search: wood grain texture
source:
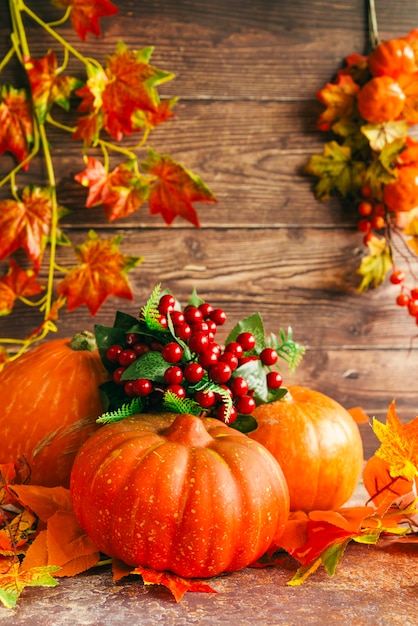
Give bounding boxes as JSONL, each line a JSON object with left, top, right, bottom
{"left": 1, "top": 0, "right": 418, "bottom": 458}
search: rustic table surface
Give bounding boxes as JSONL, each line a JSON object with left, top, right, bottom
{"left": 1, "top": 1, "right": 417, "bottom": 623}
{"left": 1, "top": 484, "right": 417, "bottom": 626}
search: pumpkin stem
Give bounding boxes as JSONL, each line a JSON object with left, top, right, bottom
{"left": 163, "top": 414, "right": 213, "bottom": 448}
{"left": 69, "top": 331, "right": 97, "bottom": 352}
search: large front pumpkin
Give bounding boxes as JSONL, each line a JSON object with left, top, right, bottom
{"left": 70, "top": 412, "right": 289, "bottom": 579}
{"left": 0, "top": 332, "right": 107, "bottom": 488}
{"left": 249, "top": 386, "right": 363, "bottom": 512}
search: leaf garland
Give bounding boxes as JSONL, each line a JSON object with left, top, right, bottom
{"left": 0, "top": 1, "right": 215, "bottom": 362}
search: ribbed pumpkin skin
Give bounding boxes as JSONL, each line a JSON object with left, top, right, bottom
{"left": 70, "top": 412, "right": 290, "bottom": 579}
{"left": 0, "top": 336, "right": 107, "bottom": 488}
{"left": 249, "top": 386, "right": 364, "bottom": 512}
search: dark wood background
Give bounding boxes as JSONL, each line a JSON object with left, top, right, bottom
{"left": 1, "top": 0, "right": 418, "bottom": 457}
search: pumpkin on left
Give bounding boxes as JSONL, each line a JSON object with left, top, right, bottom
{"left": 0, "top": 331, "right": 108, "bottom": 487}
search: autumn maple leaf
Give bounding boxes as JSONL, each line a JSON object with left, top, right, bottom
{"left": 316, "top": 74, "right": 360, "bottom": 132}
{"left": 0, "top": 557, "right": 58, "bottom": 608}
{"left": 51, "top": 0, "right": 119, "bottom": 41}
{"left": 74, "top": 43, "right": 174, "bottom": 143}
{"left": 0, "top": 85, "right": 33, "bottom": 169}
{"left": 305, "top": 140, "right": 365, "bottom": 201}
{"left": 404, "top": 214, "right": 418, "bottom": 254}
{"left": 0, "top": 259, "right": 43, "bottom": 316}
{"left": 24, "top": 51, "right": 82, "bottom": 124}
{"left": 142, "top": 147, "right": 217, "bottom": 226}
{"left": 356, "top": 235, "right": 393, "bottom": 292}
{"left": 372, "top": 400, "right": 418, "bottom": 482}
{"left": 0, "top": 186, "right": 56, "bottom": 268}
{"left": 57, "top": 230, "right": 142, "bottom": 314}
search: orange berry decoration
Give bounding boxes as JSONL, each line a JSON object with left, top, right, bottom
{"left": 368, "top": 38, "right": 417, "bottom": 78}
{"left": 357, "top": 76, "right": 406, "bottom": 124}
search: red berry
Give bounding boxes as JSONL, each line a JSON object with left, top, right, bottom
{"left": 184, "top": 305, "right": 203, "bottom": 324}
{"left": 184, "top": 362, "right": 204, "bottom": 384}
{"left": 235, "top": 395, "right": 256, "bottom": 414}
{"left": 396, "top": 293, "right": 410, "bottom": 307}
{"left": 158, "top": 294, "right": 176, "bottom": 316}
{"left": 150, "top": 340, "right": 163, "bottom": 352}
{"left": 199, "top": 302, "right": 214, "bottom": 318}
{"left": 260, "top": 347, "right": 278, "bottom": 366}
{"left": 266, "top": 371, "right": 283, "bottom": 389}
{"left": 188, "top": 331, "right": 210, "bottom": 353}
{"left": 371, "top": 215, "right": 385, "bottom": 230}
{"left": 219, "top": 351, "right": 238, "bottom": 371}
{"left": 106, "top": 344, "right": 123, "bottom": 363}
{"left": 390, "top": 269, "right": 405, "bottom": 284}
{"left": 162, "top": 342, "right": 183, "bottom": 363}
{"left": 411, "top": 287, "right": 418, "bottom": 299}
{"left": 236, "top": 332, "right": 256, "bottom": 351}
{"left": 175, "top": 323, "right": 192, "bottom": 342}
{"left": 224, "top": 341, "right": 244, "bottom": 358}
{"left": 238, "top": 356, "right": 259, "bottom": 366}
{"left": 133, "top": 343, "right": 150, "bottom": 357}
{"left": 169, "top": 311, "right": 185, "bottom": 325}
{"left": 209, "top": 308, "right": 227, "bottom": 326}
{"left": 358, "top": 201, "right": 373, "bottom": 216}
{"left": 164, "top": 365, "right": 184, "bottom": 385}
{"left": 191, "top": 321, "right": 210, "bottom": 334}
{"left": 132, "top": 378, "right": 153, "bottom": 396}
{"left": 158, "top": 314, "right": 168, "bottom": 328}
{"left": 198, "top": 348, "right": 219, "bottom": 369}
{"left": 195, "top": 389, "right": 216, "bottom": 408}
{"left": 126, "top": 333, "right": 140, "bottom": 346}
{"left": 113, "top": 367, "right": 125, "bottom": 384}
{"left": 166, "top": 384, "right": 186, "bottom": 398}
{"left": 408, "top": 299, "right": 418, "bottom": 316}
{"left": 230, "top": 376, "right": 249, "bottom": 397}
{"left": 118, "top": 349, "right": 137, "bottom": 367}
{"left": 209, "top": 362, "right": 232, "bottom": 384}
{"left": 358, "top": 219, "right": 371, "bottom": 232}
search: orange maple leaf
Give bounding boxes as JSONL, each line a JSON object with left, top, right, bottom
{"left": 57, "top": 229, "right": 142, "bottom": 314}
{"left": 363, "top": 454, "right": 415, "bottom": 515}
{"left": 0, "top": 259, "right": 44, "bottom": 316}
{"left": 0, "top": 85, "right": 33, "bottom": 169}
{"left": 142, "top": 147, "right": 217, "bottom": 226}
{"left": 316, "top": 74, "right": 360, "bottom": 131}
{"left": 24, "top": 51, "right": 81, "bottom": 124}
{"left": 51, "top": 0, "right": 119, "bottom": 41}
{"left": 0, "top": 186, "right": 55, "bottom": 268}
{"left": 112, "top": 560, "right": 217, "bottom": 603}
{"left": 372, "top": 400, "right": 418, "bottom": 481}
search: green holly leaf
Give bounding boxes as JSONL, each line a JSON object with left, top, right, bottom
{"left": 121, "top": 350, "right": 168, "bottom": 382}
{"left": 234, "top": 358, "right": 269, "bottom": 404}
{"left": 306, "top": 140, "right": 365, "bottom": 200}
{"left": 226, "top": 312, "right": 267, "bottom": 353}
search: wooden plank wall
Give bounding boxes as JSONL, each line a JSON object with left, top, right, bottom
{"left": 1, "top": 0, "right": 418, "bottom": 457}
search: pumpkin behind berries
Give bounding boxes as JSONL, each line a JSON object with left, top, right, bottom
{"left": 249, "top": 385, "right": 363, "bottom": 512}
{"left": 0, "top": 332, "right": 107, "bottom": 488}
{"left": 70, "top": 412, "right": 290, "bottom": 578}
{"left": 357, "top": 75, "right": 405, "bottom": 124}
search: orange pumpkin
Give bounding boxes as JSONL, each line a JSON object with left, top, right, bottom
{"left": 357, "top": 75, "right": 405, "bottom": 124}
{"left": 369, "top": 38, "right": 416, "bottom": 78}
{"left": 384, "top": 164, "right": 418, "bottom": 212}
{"left": 0, "top": 331, "right": 107, "bottom": 488}
{"left": 70, "top": 412, "right": 290, "bottom": 578}
{"left": 249, "top": 386, "right": 364, "bottom": 512}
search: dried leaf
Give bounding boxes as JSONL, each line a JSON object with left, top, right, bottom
{"left": 0, "top": 557, "right": 58, "bottom": 609}
{"left": 112, "top": 560, "right": 217, "bottom": 602}
{"left": 348, "top": 406, "right": 370, "bottom": 424}
{"left": 357, "top": 235, "right": 393, "bottom": 292}
{"left": 316, "top": 74, "right": 360, "bottom": 131}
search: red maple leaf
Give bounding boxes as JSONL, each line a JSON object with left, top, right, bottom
{"left": 51, "top": 0, "right": 119, "bottom": 41}
{"left": 24, "top": 51, "right": 81, "bottom": 124}
{"left": 57, "top": 230, "right": 142, "bottom": 314}
{"left": 74, "top": 43, "right": 174, "bottom": 143}
{"left": 0, "top": 186, "right": 54, "bottom": 268}
{"left": 74, "top": 157, "right": 151, "bottom": 220}
{"left": 142, "top": 147, "right": 217, "bottom": 226}
{"left": 0, "top": 85, "right": 33, "bottom": 169}
{"left": 0, "top": 259, "right": 44, "bottom": 316}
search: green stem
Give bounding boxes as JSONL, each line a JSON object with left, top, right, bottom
{"left": 367, "top": 0, "right": 380, "bottom": 52}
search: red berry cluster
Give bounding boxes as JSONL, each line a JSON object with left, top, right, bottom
{"left": 389, "top": 270, "right": 418, "bottom": 325}
{"left": 103, "top": 293, "right": 284, "bottom": 424}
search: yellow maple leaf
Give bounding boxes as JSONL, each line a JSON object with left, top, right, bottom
{"left": 357, "top": 235, "right": 392, "bottom": 292}
{"left": 0, "top": 557, "right": 58, "bottom": 608}
{"left": 372, "top": 400, "right": 418, "bottom": 482}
